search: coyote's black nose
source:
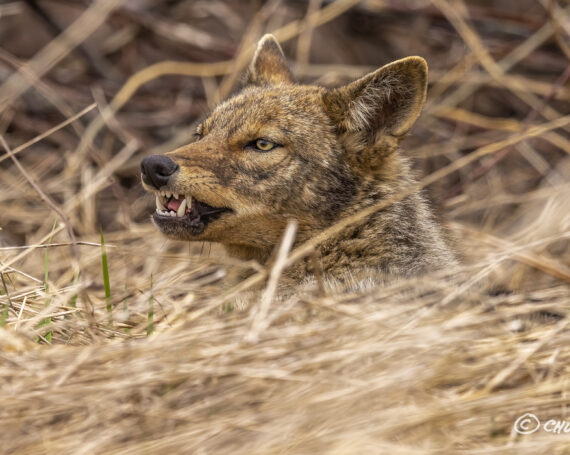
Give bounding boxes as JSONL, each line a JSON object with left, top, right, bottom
{"left": 140, "top": 155, "right": 179, "bottom": 189}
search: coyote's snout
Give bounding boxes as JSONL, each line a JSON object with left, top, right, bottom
{"left": 141, "top": 154, "right": 232, "bottom": 236}
{"left": 141, "top": 34, "right": 455, "bottom": 280}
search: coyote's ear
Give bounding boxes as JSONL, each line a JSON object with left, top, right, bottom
{"left": 245, "top": 34, "right": 294, "bottom": 86}
{"left": 323, "top": 57, "right": 428, "bottom": 139}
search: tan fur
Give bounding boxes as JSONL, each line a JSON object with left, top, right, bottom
{"left": 142, "top": 34, "right": 456, "bottom": 281}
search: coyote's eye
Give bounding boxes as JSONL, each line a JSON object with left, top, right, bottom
{"left": 248, "top": 138, "right": 278, "bottom": 152}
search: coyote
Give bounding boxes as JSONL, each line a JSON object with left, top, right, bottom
{"left": 141, "top": 35, "right": 455, "bottom": 281}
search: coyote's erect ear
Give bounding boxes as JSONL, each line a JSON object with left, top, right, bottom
{"left": 323, "top": 57, "right": 428, "bottom": 139}
{"left": 245, "top": 34, "right": 294, "bottom": 86}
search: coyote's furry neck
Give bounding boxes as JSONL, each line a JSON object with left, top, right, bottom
{"left": 141, "top": 34, "right": 455, "bottom": 280}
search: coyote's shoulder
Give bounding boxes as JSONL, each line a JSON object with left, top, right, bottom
{"left": 141, "top": 34, "right": 456, "bottom": 281}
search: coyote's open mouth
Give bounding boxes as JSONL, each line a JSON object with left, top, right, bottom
{"left": 151, "top": 190, "right": 231, "bottom": 234}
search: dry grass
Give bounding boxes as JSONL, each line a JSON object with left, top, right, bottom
{"left": 1, "top": 0, "right": 570, "bottom": 453}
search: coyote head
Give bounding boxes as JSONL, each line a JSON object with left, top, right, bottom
{"left": 141, "top": 34, "right": 428, "bottom": 264}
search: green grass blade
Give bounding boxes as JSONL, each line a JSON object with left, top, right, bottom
{"left": 38, "top": 219, "right": 58, "bottom": 343}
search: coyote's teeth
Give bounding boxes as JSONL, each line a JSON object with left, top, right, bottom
{"left": 169, "top": 210, "right": 176, "bottom": 217}
{"left": 174, "top": 193, "right": 179, "bottom": 200}
{"left": 177, "top": 198, "right": 187, "bottom": 217}
{"left": 156, "top": 195, "right": 166, "bottom": 211}
{"left": 186, "top": 195, "right": 192, "bottom": 211}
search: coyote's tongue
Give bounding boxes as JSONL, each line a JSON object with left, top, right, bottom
{"left": 166, "top": 196, "right": 183, "bottom": 212}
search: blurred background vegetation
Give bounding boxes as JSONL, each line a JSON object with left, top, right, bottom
{"left": 1, "top": 0, "right": 568, "bottom": 239}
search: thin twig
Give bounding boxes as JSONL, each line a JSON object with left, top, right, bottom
{"left": 0, "top": 135, "right": 80, "bottom": 263}
{"left": 1, "top": 272, "right": 14, "bottom": 311}
{"left": 0, "top": 242, "right": 109, "bottom": 251}
{"left": 0, "top": 0, "right": 124, "bottom": 110}
{"left": 246, "top": 221, "right": 298, "bottom": 344}
{"left": 0, "top": 103, "right": 96, "bottom": 164}
{"left": 445, "top": 63, "right": 570, "bottom": 198}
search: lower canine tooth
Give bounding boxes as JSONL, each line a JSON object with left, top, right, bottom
{"left": 177, "top": 198, "right": 187, "bottom": 217}
{"left": 156, "top": 195, "right": 166, "bottom": 211}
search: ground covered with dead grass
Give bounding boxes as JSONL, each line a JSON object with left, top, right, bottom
{"left": 1, "top": 0, "right": 569, "bottom": 453}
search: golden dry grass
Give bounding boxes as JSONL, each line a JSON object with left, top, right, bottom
{"left": 1, "top": 0, "right": 570, "bottom": 453}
